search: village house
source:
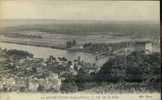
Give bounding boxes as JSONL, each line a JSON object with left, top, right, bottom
{"left": 0, "top": 76, "right": 16, "bottom": 91}
{"left": 44, "top": 73, "right": 62, "bottom": 92}
{"left": 114, "top": 40, "right": 153, "bottom": 55}
{"left": 28, "top": 79, "right": 39, "bottom": 92}
{"left": 144, "top": 42, "right": 153, "bottom": 54}
{"left": 128, "top": 41, "right": 153, "bottom": 54}
{"left": 15, "top": 77, "right": 28, "bottom": 92}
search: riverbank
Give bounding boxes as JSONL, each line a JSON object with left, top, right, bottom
{"left": 0, "top": 39, "right": 99, "bottom": 56}
{"left": 0, "top": 36, "right": 160, "bottom": 56}
{"left": 0, "top": 39, "right": 109, "bottom": 60}
{"left": 0, "top": 42, "right": 108, "bottom": 65}
{"left": 0, "top": 40, "right": 66, "bottom": 50}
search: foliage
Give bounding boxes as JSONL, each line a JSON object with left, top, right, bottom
{"left": 61, "top": 80, "right": 78, "bottom": 92}
{"left": 6, "top": 49, "right": 33, "bottom": 59}
{"left": 96, "top": 51, "right": 160, "bottom": 83}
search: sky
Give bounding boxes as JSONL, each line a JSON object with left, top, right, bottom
{"left": 0, "top": 0, "right": 160, "bottom": 21}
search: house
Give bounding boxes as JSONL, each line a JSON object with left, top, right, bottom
{"left": 122, "top": 40, "right": 153, "bottom": 55}
{"left": 42, "top": 73, "right": 62, "bottom": 92}
{"left": 0, "top": 77, "right": 16, "bottom": 91}
{"left": 132, "top": 41, "right": 152, "bottom": 54}
{"left": 28, "top": 79, "right": 39, "bottom": 92}
{"left": 145, "top": 42, "right": 153, "bottom": 54}
{"left": 15, "top": 77, "right": 28, "bottom": 92}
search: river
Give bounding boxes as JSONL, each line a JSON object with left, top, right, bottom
{"left": 0, "top": 42, "right": 108, "bottom": 66}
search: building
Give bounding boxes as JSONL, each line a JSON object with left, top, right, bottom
{"left": 145, "top": 42, "right": 153, "bottom": 54}
{"left": 132, "top": 41, "right": 152, "bottom": 54}
{"left": 122, "top": 40, "right": 153, "bottom": 55}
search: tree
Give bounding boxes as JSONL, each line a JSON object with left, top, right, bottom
{"left": 95, "top": 61, "right": 113, "bottom": 82}
{"left": 96, "top": 51, "right": 160, "bottom": 83}
{"left": 61, "top": 79, "right": 78, "bottom": 92}
{"left": 72, "top": 40, "right": 77, "bottom": 46}
{"left": 6, "top": 49, "right": 33, "bottom": 59}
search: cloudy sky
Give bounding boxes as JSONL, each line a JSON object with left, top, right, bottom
{"left": 0, "top": 0, "right": 160, "bottom": 21}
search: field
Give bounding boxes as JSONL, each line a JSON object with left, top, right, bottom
{"left": 0, "top": 20, "right": 160, "bottom": 49}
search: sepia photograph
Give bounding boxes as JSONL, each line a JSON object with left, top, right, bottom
{"left": 0, "top": 0, "right": 160, "bottom": 100}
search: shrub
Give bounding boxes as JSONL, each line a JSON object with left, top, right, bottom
{"left": 6, "top": 49, "right": 33, "bottom": 59}
{"left": 61, "top": 80, "right": 78, "bottom": 92}
{"left": 96, "top": 51, "right": 160, "bottom": 83}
